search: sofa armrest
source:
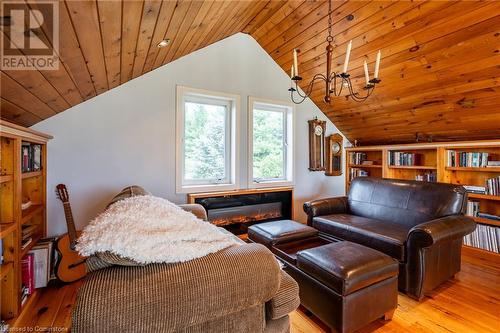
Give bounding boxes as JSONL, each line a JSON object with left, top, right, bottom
{"left": 266, "top": 270, "right": 300, "bottom": 320}
{"left": 179, "top": 203, "right": 208, "bottom": 221}
{"left": 408, "top": 215, "right": 476, "bottom": 248}
{"left": 303, "top": 197, "right": 348, "bottom": 226}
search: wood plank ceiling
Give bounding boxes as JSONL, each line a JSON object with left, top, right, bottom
{"left": 1, "top": 0, "right": 499, "bottom": 145}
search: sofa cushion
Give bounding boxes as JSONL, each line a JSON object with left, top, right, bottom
{"left": 296, "top": 241, "right": 398, "bottom": 295}
{"left": 313, "top": 214, "right": 410, "bottom": 261}
{"left": 348, "top": 177, "right": 467, "bottom": 228}
{"left": 248, "top": 220, "right": 318, "bottom": 247}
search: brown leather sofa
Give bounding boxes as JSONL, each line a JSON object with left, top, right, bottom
{"left": 72, "top": 186, "right": 300, "bottom": 333}
{"left": 303, "top": 177, "right": 476, "bottom": 299}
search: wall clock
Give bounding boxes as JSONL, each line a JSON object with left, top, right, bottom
{"left": 308, "top": 118, "right": 326, "bottom": 171}
{"left": 325, "top": 134, "right": 343, "bottom": 176}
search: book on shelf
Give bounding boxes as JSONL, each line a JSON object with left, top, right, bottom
{"left": 0, "top": 238, "right": 3, "bottom": 265}
{"left": 349, "top": 152, "right": 367, "bottom": 165}
{"left": 349, "top": 168, "right": 369, "bottom": 181}
{"left": 466, "top": 201, "right": 480, "bottom": 217}
{"left": 21, "top": 197, "right": 32, "bottom": 210}
{"left": 21, "top": 254, "right": 35, "bottom": 295}
{"left": 21, "top": 142, "right": 42, "bottom": 173}
{"left": 33, "top": 237, "right": 58, "bottom": 283}
{"left": 21, "top": 237, "right": 33, "bottom": 250}
{"left": 415, "top": 172, "right": 436, "bottom": 182}
{"left": 22, "top": 224, "right": 38, "bottom": 239}
{"left": 388, "top": 151, "right": 422, "bottom": 166}
{"left": 29, "top": 246, "right": 50, "bottom": 289}
{"left": 463, "top": 224, "right": 499, "bottom": 254}
{"left": 485, "top": 176, "right": 500, "bottom": 196}
{"left": 487, "top": 161, "right": 500, "bottom": 167}
{"left": 446, "top": 150, "right": 494, "bottom": 167}
{"left": 1, "top": 320, "right": 9, "bottom": 333}
{"left": 477, "top": 213, "right": 500, "bottom": 221}
{"left": 463, "top": 185, "right": 486, "bottom": 194}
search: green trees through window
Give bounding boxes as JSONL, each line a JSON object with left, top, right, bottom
{"left": 252, "top": 108, "right": 285, "bottom": 181}
{"left": 184, "top": 102, "right": 227, "bottom": 182}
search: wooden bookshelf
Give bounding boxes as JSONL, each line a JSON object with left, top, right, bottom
{"left": 349, "top": 164, "right": 382, "bottom": 169}
{"left": 0, "top": 120, "right": 52, "bottom": 324}
{"left": 346, "top": 149, "right": 383, "bottom": 193}
{"left": 388, "top": 165, "right": 437, "bottom": 170}
{"left": 467, "top": 193, "right": 500, "bottom": 201}
{"left": 471, "top": 216, "right": 500, "bottom": 228}
{"left": 345, "top": 139, "right": 500, "bottom": 257}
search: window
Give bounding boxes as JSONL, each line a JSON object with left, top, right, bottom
{"left": 248, "top": 97, "right": 294, "bottom": 187}
{"left": 176, "top": 86, "right": 239, "bottom": 193}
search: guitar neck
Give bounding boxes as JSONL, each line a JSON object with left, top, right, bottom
{"left": 63, "top": 202, "right": 78, "bottom": 245}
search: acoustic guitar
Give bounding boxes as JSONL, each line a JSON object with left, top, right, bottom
{"left": 55, "top": 184, "right": 86, "bottom": 282}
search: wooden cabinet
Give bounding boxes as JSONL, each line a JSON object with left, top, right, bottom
{"left": 346, "top": 139, "right": 500, "bottom": 257}
{"left": 0, "top": 120, "right": 52, "bottom": 324}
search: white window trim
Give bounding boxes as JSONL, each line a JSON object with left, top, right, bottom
{"left": 247, "top": 96, "right": 294, "bottom": 189}
{"left": 176, "top": 86, "right": 240, "bottom": 194}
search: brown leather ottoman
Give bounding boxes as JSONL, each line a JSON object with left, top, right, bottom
{"left": 248, "top": 220, "right": 398, "bottom": 333}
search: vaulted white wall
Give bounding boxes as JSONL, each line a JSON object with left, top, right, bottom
{"left": 33, "top": 33, "right": 348, "bottom": 236}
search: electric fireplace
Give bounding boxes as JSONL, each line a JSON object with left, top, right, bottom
{"left": 187, "top": 188, "right": 293, "bottom": 235}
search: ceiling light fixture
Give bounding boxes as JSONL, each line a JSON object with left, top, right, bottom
{"left": 289, "top": 0, "right": 381, "bottom": 105}
{"left": 157, "top": 39, "right": 170, "bottom": 48}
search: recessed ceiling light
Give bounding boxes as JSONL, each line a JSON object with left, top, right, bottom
{"left": 157, "top": 39, "right": 170, "bottom": 48}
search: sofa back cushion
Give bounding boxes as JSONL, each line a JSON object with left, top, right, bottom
{"left": 348, "top": 177, "right": 467, "bottom": 227}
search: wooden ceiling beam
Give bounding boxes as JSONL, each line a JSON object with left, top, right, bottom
{"left": 142, "top": 0, "right": 178, "bottom": 73}
{"left": 243, "top": 1, "right": 288, "bottom": 35}
{"left": 97, "top": 0, "right": 123, "bottom": 89}
{"left": 249, "top": 0, "right": 306, "bottom": 42}
{"left": 1, "top": 74, "right": 57, "bottom": 119}
{"left": 152, "top": 0, "right": 192, "bottom": 69}
{"left": 131, "top": 0, "right": 163, "bottom": 79}
{"left": 181, "top": 1, "right": 232, "bottom": 57}
{"left": 0, "top": 98, "right": 43, "bottom": 127}
{"left": 27, "top": 0, "right": 96, "bottom": 100}
{"left": 65, "top": 0, "right": 109, "bottom": 94}
{"left": 120, "top": 0, "right": 144, "bottom": 84}
{"left": 170, "top": 1, "right": 215, "bottom": 62}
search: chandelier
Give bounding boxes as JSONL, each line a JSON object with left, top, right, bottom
{"left": 289, "top": 0, "right": 381, "bottom": 105}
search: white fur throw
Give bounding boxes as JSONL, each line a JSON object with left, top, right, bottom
{"left": 76, "top": 195, "right": 239, "bottom": 264}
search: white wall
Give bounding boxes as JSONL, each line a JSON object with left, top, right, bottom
{"left": 33, "top": 33, "right": 348, "bottom": 236}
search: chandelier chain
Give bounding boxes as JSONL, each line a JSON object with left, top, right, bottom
{"left": 327, "top": 0, "right": 333, "bottom": 42}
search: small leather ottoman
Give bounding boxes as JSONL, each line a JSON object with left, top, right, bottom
{"left": 248, "top": 220, "right": 398, "bottom": 333}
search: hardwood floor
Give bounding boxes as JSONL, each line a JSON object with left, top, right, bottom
{"left": 14, "top": 251, "right": 499, "bottom": 333}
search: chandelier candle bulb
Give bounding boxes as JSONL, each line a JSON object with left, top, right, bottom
{"left": 290, "top": 65, "right": 294, "bottom": 79}
{"left": 363, "top": 60, "right": 370, "bottom": 85}
{"left": 374, "top": 50, "right": 381, "bottom": 78}
{"left": 293, "top": 49, "right": 299, "bottom": 76}
{"left": 342, "top": 40, "right": 352, "bottom": 73}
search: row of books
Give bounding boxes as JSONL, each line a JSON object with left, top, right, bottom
{"left": 463, "top": 224, "right": 499, "bottom": 254}
{"left": 415, "top": 172, "right": 437, "bottom": 182}
{"left": 485, "top": 176, "right": 500, "bottom": 196}
{"left": 21, "top": 142, "right": 42, "bottom": 173}
{"left": 349, "top": 168, "right": 368, "bottom": 181}
{"left": 0, "top": 320, "right": 8, "bottom": 332}
{"left": 388, "top": 151, "right": 422, "bottom": 166}
{"left": 21, "top": 238, "right": 58, "bottom": 303}
{"left": 349, "top": 152, "right": 367, "bottom": 165}
{"left": 466, "top": 200, "right": 480, "bottom": 217}
{"left": 463, "top": 177, "right": 500, "bottom": 196}
{"left": 446, "top": 150, "right": 499, "bottom": 168}
{"left": 21, "top": 223, "right": 39, "bottom": 252}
